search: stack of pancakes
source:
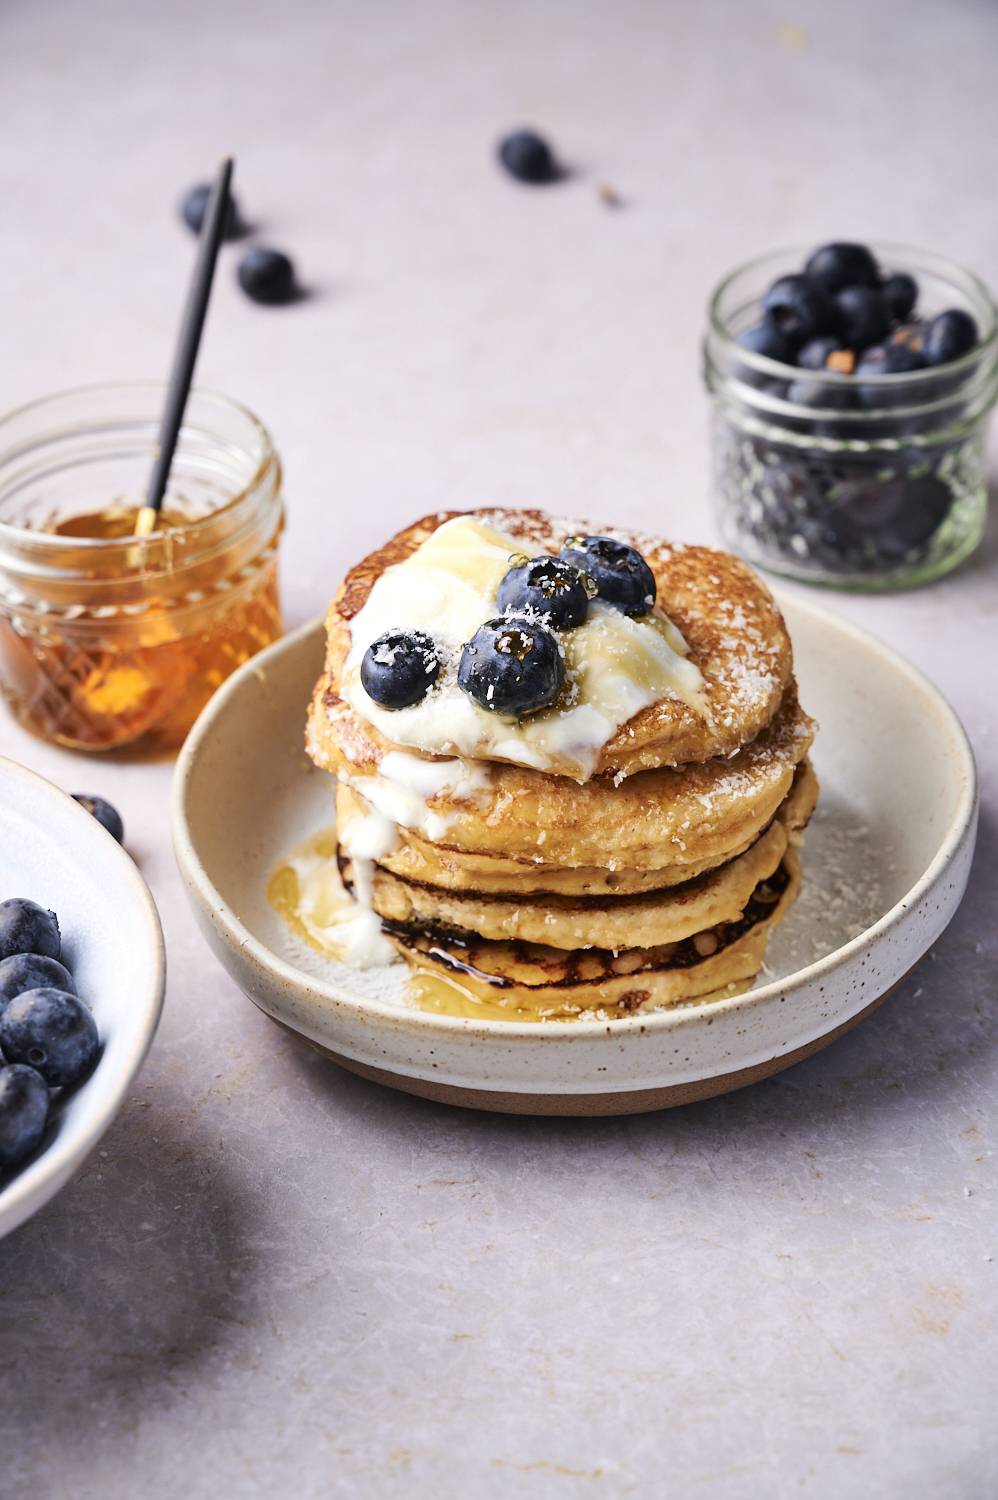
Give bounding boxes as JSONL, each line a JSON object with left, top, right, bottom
{"left": 307, "top": 509, "right": 817, "bottom": 1020}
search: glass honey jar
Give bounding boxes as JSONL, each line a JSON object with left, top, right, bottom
{"left": 0, "top": 383, "right": 284, "bottom": 753}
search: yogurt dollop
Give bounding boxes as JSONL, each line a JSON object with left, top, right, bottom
{"left": 345, "top": 516, "right": 708, "bottom": 782}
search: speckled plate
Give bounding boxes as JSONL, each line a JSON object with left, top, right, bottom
{"left": 172, "top": 597, "right": 977, "bottom": 1116}
{"left": 0, "top": 759, "right": 165, "bottom": 1235}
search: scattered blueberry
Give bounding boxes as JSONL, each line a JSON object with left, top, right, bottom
{"left": 361, "top": 630, "right": 441, "bottom": 710}
{"left": 881, "top": 272, "right": 918, "bottom": 322}
{"left": 497, "top": 556, "right": 592, "bottom": 629}
{"left": 763, "top": 275, "right": 836, "bottom": 346}
{"left": 797, "top": 336, "right": 848, "bottom": 371}
{"left": 72, "top": 794, "right": 124, "bottom": 845}
{"left": 0, "top": 899, "right": 60, "bottom": 964}
{"left": 922, "top": 309, "right": 978, "bottom": 367}
{"left": 497, "top": 129, "right": 559, "bottom": 184}
{"left": 804, "top": 242, "right": 880, "bottom": 293}
{"left": 237, "top": 247, "right": 296, "bottom": 305}
{"left": 737, "top": 323, "right": 796, "bottom": 365}
{"left": 0, "top": 988, "right": 99, "bottom": 1088}
{"left": 558, "top": 535, "right": 656, "bottom": 617}
{"left": 180, "top": 182, "right": 240, "bottom": 239}
{"left": 458, "top": 619, "right": 564, "bottom": 717}
{"left": 833, "top": 285, "right": 891, "bottom": 349}
{"left": 0, "top": 954, "right": 76, "bottom": 1011}
{"left": 0, "top": 1064, "right": 49, "bottom": 1168}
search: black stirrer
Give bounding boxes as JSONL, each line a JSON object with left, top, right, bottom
{"left": 135, "top": 155, "right": 234, "bottom": 537}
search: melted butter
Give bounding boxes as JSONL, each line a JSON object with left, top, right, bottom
{"left": 345, "top": 515, "right": 708, "bottom": 782}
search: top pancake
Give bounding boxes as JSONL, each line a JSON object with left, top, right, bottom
{"left": 317, "top": 508, "right": 793, "bottom": 780}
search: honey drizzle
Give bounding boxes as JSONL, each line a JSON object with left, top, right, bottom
{"left": 268, "top": 828, "right": 760, "bottom": 1023}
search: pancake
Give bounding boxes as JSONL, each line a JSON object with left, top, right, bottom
{"left": 286, "top": 507, "right": 818, "bottom": 1025}
{"left": 385, "top": 852, "right": 801, "bottom": 1020}
{"left": 312, "top": 507, "right": 793, "bottom": 782}
{"left": 344, "top": 757, "right": 818, "bottom": 899}
{"left": 346, "top": 816, "right": 789, "bottom": 950}
{"left": 327, "top": 682, "right": 814, "bottom": 871}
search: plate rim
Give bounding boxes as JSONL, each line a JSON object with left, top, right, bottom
{"left": 172, "top": 594, "right": 977, "bottom": 1043}
{"left": 0, "top": 756, "right": 167, "bottom": 1236}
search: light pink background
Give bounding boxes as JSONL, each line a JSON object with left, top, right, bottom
{"left": 1, "top": 1, "right": 995, "bottom": 1495}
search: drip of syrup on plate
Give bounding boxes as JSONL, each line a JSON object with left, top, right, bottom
{"left": 269, "top": 829, "right": 550, "bottom": 1017}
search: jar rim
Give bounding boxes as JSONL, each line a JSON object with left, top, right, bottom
{"left": 707, "top": 240, "right": 998, "bottom": 389}
{"left": 0, "top": 380, "right": 278, "bottom": 552}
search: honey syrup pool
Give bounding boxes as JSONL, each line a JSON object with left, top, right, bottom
{"left": 268, "top": 828, "right": 663, "bottom": 1023}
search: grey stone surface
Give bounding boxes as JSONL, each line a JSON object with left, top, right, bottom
{"left": 0, "top": 0, "right": 995, "bottom": 1494}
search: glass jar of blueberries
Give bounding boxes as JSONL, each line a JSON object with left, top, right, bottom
{"left": 703, "top": 242, "right": 998, "bottom": 588}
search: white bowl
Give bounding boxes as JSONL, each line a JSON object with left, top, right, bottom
{"left": 0, "top": 759, "right": 165, "bottom": 1235}
{"left": 172, "top": 596, "right": 977, "bottom": 1116}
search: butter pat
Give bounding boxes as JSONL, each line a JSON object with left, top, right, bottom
{"left": 345, "top": 516, "right": 708, "bottom": 781}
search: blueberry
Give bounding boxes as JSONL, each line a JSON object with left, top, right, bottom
{"left": 881, "top": 272, "right": 918, "bottom": 322}
{"left": 180, "top": 182, "right": 240, "bottom": 239}
{"left": 891, "top": 322, "right": 925, "bottom": 354}
{"left": 0, "top": 988, "right": 99, "bottom": 1088}
{"left": 237, "top": 248, "right": 296, "bottom": 305}
{"left": 0, "top": 1065, "right": 49, "bottom": 1168}
{"left": 497, "top": 129, "right": 558, "bottom": 184}
{"left": 804, "top": 242, "right": 880, "bottom": 293}
{"left": 458, "top": 619, "right": 564, "bottom": 717}
{"left": 856, "top": 342, "right": 927, "bottom": 375}
{"left": 557, "top": 535, "right": 656, "bottom": 617}
{"left": 797, "top": 336, "right": 848, "bottom": 371}
{"left": 854, "top": 342, "right": 927, "bottom": 407}
{"left": 72, "top": 794, "right": 124, "bottom": 844}
{"left": 786, "top": 378, "right": 855, "bottom": 411}
{"left": 829, "top": 476, "right": 952, "bottom": 556}
{"left": 0, "top": 954, "right": 76, "bottom": 1012}
{"left": 763, "top": 275, "right": 836, "bottom": 346}
{"left": 0, "top": 899, "right": 60, "bottom": 963}
{"left": 757, "top": 378, "right": 792, "bottom": 401}
{"left": 737, "top": 323, "right": 796, "bottom": 365}
{"left": 497, "top": 555, "right": 592, "bottom": 629}
{"left": 361, "top": 630, "right": 441, "bottom": 710}
{"left": 834, "top": 285, "right": 891, "bottom": 349}
{"left": 922, "top": 309, "right": 978, "bottom": 366}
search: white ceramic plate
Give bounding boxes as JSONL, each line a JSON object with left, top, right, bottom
{"left": 0, "top": 759, "right": 165, "bottom": 1235}
{"left": 172, "top": 596, "right": 977, "bottom": 1116}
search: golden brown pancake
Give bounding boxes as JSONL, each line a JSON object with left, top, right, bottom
{"left": 326, "top": 683, "right": 813, "bottom": 870}
{"left": 347, "top": 816, "right": 788, "bottom": 950}
{"left": 311, "top": 507, "right": 794, "bottom": 781}
{"left": 355, "top": 757, "right": 817, "bottom": 898}
{"left": 384, "top": 853, "right": 801, "bottom": 1020}
{"left": 295, "top": 507, "right": 817, "bottom": 1024}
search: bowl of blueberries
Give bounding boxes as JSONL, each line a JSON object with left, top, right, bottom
{"left": 703, "top": 242, "right": 998, "bottom": 588}
{"left": 0, "top": 759, "right": 164, "bottom": 1238}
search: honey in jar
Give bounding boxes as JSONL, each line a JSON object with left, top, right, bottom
{"left": 0, "top": 385, "right": 284, "bottom": 753}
